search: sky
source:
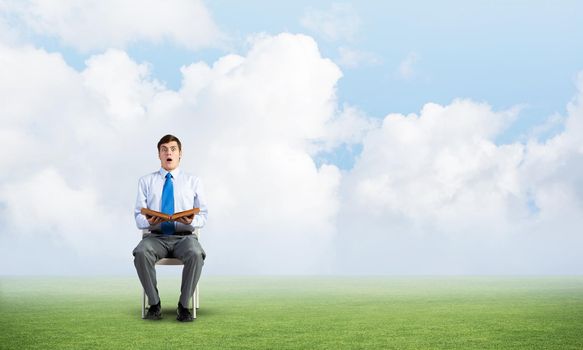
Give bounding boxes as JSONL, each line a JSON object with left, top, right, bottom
{"left": 0, "top": 0, "right": 582, "bottom": 275}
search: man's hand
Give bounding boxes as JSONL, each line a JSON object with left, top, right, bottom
{"left": 176, "top": 214, "right": 194, "bottom": 225}
{"left": 146, "top": 215, "right": 164, "bottom": 225}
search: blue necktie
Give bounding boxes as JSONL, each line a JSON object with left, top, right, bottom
{"left": 161, "top": 172, "right": 175, "bottom": 235}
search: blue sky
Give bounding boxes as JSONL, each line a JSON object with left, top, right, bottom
{"left": 1, "top": 1, "right": 583, "bottom": 275}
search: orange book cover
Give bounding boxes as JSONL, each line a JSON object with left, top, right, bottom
{"left": 140, "top": 208, "right": 200, "bottom": 222}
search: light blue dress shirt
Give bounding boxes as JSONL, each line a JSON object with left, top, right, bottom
{"left": 134, "top": 167, "right": 208, "bottom": 232}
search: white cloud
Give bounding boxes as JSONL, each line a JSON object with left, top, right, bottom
{"left": 82, "top": 49, "right": 165, "bottom": 125}
{"left": 335, "top": 85, "right": 583, "bottom": 274}
{"left": 0, "top": 33, "right": 344, "bottom": 275}
{"left": 519, "top": 72, "right": 583, "bottom": 221}
{"left": 344, "top": 100, "right": 523, "bottom": 234}
{"left": 0, "top": 168, "right": 117, "bottom": 252}
{"left": 398, "top": 52, "right": 419, "bottom": 80}
{"left": 1, "top": 0, "right": 223, "bottom": 51}
{"left": 300, "top": 3, "right": 360, "bottom": 42}
{"left": 313, "top": 105, "right": 379, "bottom": 153}
{"left": 0, "top": 43, "right": 99, "bottom": 177}
{"left": 1, "top": 20, "right": 583, "bottom": 275}
{"left": 176, "top": 33, "right": 344, "bottom": 273}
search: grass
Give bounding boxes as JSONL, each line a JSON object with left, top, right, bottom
{"left": 1, "top": 276, "right": 583, "bottom": 349}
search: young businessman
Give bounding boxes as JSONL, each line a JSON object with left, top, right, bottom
{"left": 133, "top": 134, "right": 208, "bottom": 322}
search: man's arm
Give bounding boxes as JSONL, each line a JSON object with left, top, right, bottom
{"left": 191, "top": 178, "right": 208, "bottom": 228}
{"left": 134, "top": 177, "right": 153, "bottom": 230}
{"left": 173, "top": 176, "right": 208, "bottom": 228}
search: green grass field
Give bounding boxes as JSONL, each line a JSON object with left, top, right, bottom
{"left": 1, "top": 276, "right": 583, "bottom": 349}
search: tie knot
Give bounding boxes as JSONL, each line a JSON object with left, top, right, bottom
{"left": 166, "top": 173, "right": 172, "bottom": 179}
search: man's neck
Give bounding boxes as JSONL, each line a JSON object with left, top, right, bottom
{"left": 161, "top": 167, "right": 180, "bottom": 175}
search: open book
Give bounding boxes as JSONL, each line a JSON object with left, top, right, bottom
{"left": 140, "top": 208, "right": 200, "bottom": 222}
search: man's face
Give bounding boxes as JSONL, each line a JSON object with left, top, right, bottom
{"left": 159, "top": 141, "right": 182, "bottom": 171}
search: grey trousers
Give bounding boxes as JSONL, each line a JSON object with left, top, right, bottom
{"left": 133, "top": 234, "right": 205, "bottom": 308}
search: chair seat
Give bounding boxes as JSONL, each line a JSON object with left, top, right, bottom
{"left": 156, "top": 258, "right": 183, "bottom": 265}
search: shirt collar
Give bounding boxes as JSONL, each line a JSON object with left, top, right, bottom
{"left": 159, "top": 167, "right": 180, "bottom": 178}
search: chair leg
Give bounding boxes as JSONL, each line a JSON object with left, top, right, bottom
{"left": 141, "top": 289, "right": 146, "bottom": 319}
{"left": 192, "top": 285, "right": 197, "bottom": 319}
{"left": 195, "top": 284, "right": 200, "bottom": 309}
{"left": 139, "top": 265, "right": 200, "bottom": 319}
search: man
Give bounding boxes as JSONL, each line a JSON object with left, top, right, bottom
{"left": 133, "top": 134, "right": 207, "bottom": 322}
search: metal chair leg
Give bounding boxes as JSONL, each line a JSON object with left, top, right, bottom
{"left": 196, "top": 284, "right": 200, "bottom": 309}
{"left": 141, "top": 290, "right": 147, "bottom": 319}
{"left": 192, "top": 285, "right": 197, "bottom": 318}
{"left": 140, "top": 261, "right": 201, "bottom": 319}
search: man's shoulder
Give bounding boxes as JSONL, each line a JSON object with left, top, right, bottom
{"left": 175, "top": 170, "right": 203, "bottom": 188}
{"left": 178, "top": 170, "right": 201, "bottom": 182}
{"left": 138, "top": 170, "right": 162, "bottom": 183}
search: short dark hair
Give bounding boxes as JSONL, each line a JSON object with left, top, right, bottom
{"left": 157, "top": 134, "right": 182, "bottom": 151}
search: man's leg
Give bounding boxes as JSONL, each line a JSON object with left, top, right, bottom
{"left": 172, "top": 235, "right": 205, "bottom": 308}
{"left": 133, "top": 235, "right": 170, "bottom": 305}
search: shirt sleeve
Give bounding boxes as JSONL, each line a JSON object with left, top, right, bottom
{"left": 134, "top": 177, "right": 151, "bottom": 230}
{"left": 192, "top": 178, "right": 208, "bottom": 229}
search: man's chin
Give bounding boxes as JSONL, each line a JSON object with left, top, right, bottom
{"left": 162, "top": 163, "right": 178, "bottom": 171}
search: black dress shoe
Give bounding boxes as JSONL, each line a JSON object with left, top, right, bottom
{"left": 146, "top": 301, "right": 162, "bottom": 320}
{"left": 176, "top": 302, "right": 194, "bottom": 322}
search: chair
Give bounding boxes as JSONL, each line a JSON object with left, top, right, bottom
{"left": 140, "top": 228, "right": 201, "bottom": 319}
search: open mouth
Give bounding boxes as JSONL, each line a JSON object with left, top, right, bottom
{"left": 166, "top": 158, "right": 173, "bottom": 162}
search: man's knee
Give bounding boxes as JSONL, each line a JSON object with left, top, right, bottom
{"left": 182, "top": 244, "right": 205, "bottom": 263}
{"left": 133, "top": 241, "right": 157, "bottom": 261}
